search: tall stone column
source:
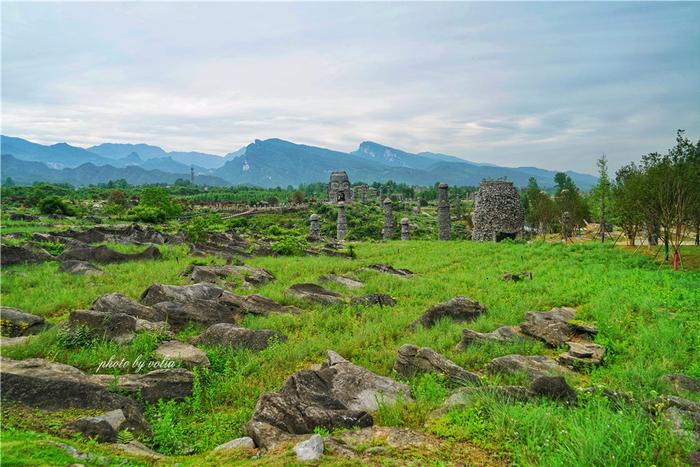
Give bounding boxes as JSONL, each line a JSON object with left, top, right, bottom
{"left": 437, "top": 182, "right": 451, "bottom": 240}
{"left": 336, "top": 202, "right": 347, "bottom": 241}
{"left": 561, "top": 211, "right": 572, "bottom": 242}
{"left": 382, "top": 198, "right": 393, "bottom": 240}
{"left": 400, "top": 218, "right": 410, "bottom": 240}
{"left": 308, "top": 214, "right": 320, "bottom": 242}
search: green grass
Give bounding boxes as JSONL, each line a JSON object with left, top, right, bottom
{"left": 1, "top": 240, "right": 699, "bottom": 465}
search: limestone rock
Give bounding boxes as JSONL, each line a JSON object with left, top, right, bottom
{"left": 294, "top": 434, "right": 324, "bottom": 461}
{"left": 1, "top": 244, "right": 53, "bottom": 266}
{"left": 351, "top": 294, "right": 397, "bottom": 307}
{"left": 366, "top": 263, "right": 413, "bottom": 276}
{"left": 62, "top": 224, "right": 168, "bottom": 245}
{"left": 0, "top": 307, "right": 47, "bottom": 336}
{"left": 67, "top": 310, "right": 136, "bottom": 344}
{"left": 455, "top": 326, "right": 520, "bottom": 350}
{"left": 63, "top": 409, "right": 128, "bottom": 443}
{"left": 520, "top": 307, "right": 577, "bottom": 347}
{"left": 186, "top": 265, "right": 274, "bottom": 288}
{"left": 116, "top": 441, "right": 164, "bottom": 461}
{"left": 213, "top": 436, "right": 256, "bottom": 451}
{"left": 529, "top": 376, "right": 577, "bottom": 403}
{"left": 140, "top": 282, "right": 226, "bottom": 306}
{"left": 663, "top": 374, "right": 700, "bottom": 394}
{"left": 0, "top": 336, "right": 31, "bottom": 347}
{"left": 92, "top": 293, "right": 165, "bottom": 322}
{"left": 286, "top": 283, "right": 345, "bottom": 305}
{"left": 409, "top": 296, "right": 486, "bottom": 329}
{"left": 241, "top": 294, "right": 303, "bottom": 316}
{"left": 644, "top": 395, "right": 700, "bottom": 440}
{"left": 151, "top": 299, "right": 242, "bottom": 331}
{"left": 319, "top": 275, "right": 364, "bottom": 289}
{"left": 487, "top": 354, "right": 574, "bottom": 382}
{"left": 59, "top": 260, "right": 103, "bottom": 275}
{"left": 394, "top": 344, "right": 481, "bottom": 386}
{"left": 90, "top": 369, "right": 193, "bottom": 404}
{"left": 246, "top": 350, "right": 411, "bottom": 449}
{"left": 502, "top": 271, "right": 532, "bottom": 282}
{"left": 154, "top": 340, "right": 210, "bottom": 368}
{"left": 557, "top": 341, "right": 605, "bottom": 368}
{"left": 59, "top": 245, "right": 161, "bottom": 264}
{"left": 197, "top": 323, "right": 286, "bottom": 351}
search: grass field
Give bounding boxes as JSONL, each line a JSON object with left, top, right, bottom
{"left": 1, "top": 240, "right": 699, "bottom": 465}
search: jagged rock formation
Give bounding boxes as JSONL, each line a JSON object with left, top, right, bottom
{"left": 409, "top": 296, "right": 486, "bottom": 329}
{"left": 394, "top": 344, "right": 481, "bottom": 386}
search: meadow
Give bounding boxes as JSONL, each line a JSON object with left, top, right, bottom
{"left": 2, "top": 239, "right": 699, "bottom": 465}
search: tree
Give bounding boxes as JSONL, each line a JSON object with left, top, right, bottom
{"left": 4, "top": 177, "right": 15, "bottom": 187}
{"left": 554, "top": 172, "right": 576, "bottom": 194}
{"left": 613, "top": 163, "right": 645, "bottom": 245}
{"left": 135, "top": 186, "right": 183, "bottom": 220}
{"left": 38, "top": 196, "right": 76, "bottom": 216}
{"left": 591, "top": 155, "right": 612, "bottom": 242}
{"left": 291, "top": 191, "right": 305, "bottom": 204}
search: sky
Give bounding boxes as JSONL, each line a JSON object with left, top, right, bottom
{"left": 2, "top": 2, "right": 699, "bottom": 174}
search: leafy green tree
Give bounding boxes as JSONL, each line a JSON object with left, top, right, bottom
{"left": 591, "top": 155, "right": 612, "bottom": 242}
{"left": 613, "top": 163, "right": 645, "bottom": 245}
{"left": 138, "top": 186, "right": 183, "bottom": 219}
{"left": 38, "top": 196, "right": 76, "bottom": 216}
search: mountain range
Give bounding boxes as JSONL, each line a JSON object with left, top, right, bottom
{"left": 0, "top": 135, "right": 597, "bottom": 189}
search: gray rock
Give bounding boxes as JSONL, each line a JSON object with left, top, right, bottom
{"left": 154, "top": 340, "right": 210, "bottom": 368}
{"left": 644, "top": 395, "right": 700, "bottom": 440}
{"left": 241, "top": 294, "right": 303, "bottom": 316}
{"left": 520, "top": 307, "right": 577, "bottom": 347}
{"left": 214, "top": 436, "right": 256, "bottom": 451}
{"left": 90, "top": 369, "right": 194, "bottom": 404}
{"left": 0, "top": 336, "right": 31, "bottom": 347}
{"left": 140, "top": 282, "right": 226, "bottom": 305}
{"left": 502, "top": 271, "right": 532, "bottom": 282}
{"left": 294, "top": 434, "right": 324, "bottom": 461}
{"left": 151, "top": 299, "right": 242, "bottom": 332}
{"left": 319, "top": 275, "right": 364, "bottom": 289}
{"left": 116, "top": 440, "right": 164, "bottom": 461}
{"left": 409, "top": 296, "right": 486, "bottom": 329}
{"left": 59, "top": 260, "right": 103, "bottom": 275}
{"left": 455, "top": 326, "right": 520, "bottom": 350}
{"left": 382, "top": 198, "right": 394, "bottom": 240}
{"left": 0, "top": 307, "right": 47, "bottom": 336}
{"left": 336, "top": 202, "right": 348, "bottom": 241}
{"left": 351, "top": 294, "right": 397, "bottom": 307}
{"left": 366, "top": 263, "right": 413, "bottom": 276}
{"left": 487, "top": 354, "right": 574, "bottom": 382}
{"left": 186, "top": 265, "right": 274, "bottom": 287}
{"left": 67, "top": 310, "right": 136, "bottom": 344}
{"left": 0, "top": 244, "right": 53, "bottom": 266}
{"left": 286, "top": 283, "right": 345, "bottom": 305}
{"left": 394, "top": 344, "right": 481, "bottom": 386}
{"left": 471, "top": 180, "right": 524, "bottom": 242}
{"left": 400, "top": 218, "right": 410, "bottom": 241}
{"left": 308, "top": 214, "right": 321, "bottom": 242}
{"left": 529, "top": 376, "right": 577, "bottom": 403}
{"left": 246, "top": 350, "right": 411, "bottom": 449}
{"left": 63, "top": 409, "right": 128, "bottom": 442}
{"left": 197, "top": 323, "right": 286, "bottom": 351}
{"left": 58, "top": 245, "right": 161, "bottom": 265}
{"left": 663, "top": 374, "right": 700, "bottom": 394}
{"left": 557, "top": 341, "right": 605, "bottom": 368}
{"left": 437, "top": 183, "right": 451, "bottom": 240}
{"left": 92, "top": 293, "right": 165, "bottom": 322}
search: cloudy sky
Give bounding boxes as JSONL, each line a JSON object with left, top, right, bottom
{"left": 2, "top": 2, "right": 698, "bottom": 173}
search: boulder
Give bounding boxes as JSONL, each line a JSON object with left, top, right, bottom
{"left": 502, "top": 271, "right": 532, "bottom": 282}
{"left": 365, "top": 264, "right": 413, "bottom": 276}
{"left": 63, "top": 224, "right": 168, "bottom": 245}
{"left": 63, "top": 409, "right": 128, "bottom": 443}
{"left": 140, "top": 282, "right": 226, "bottom": 305}
{"left": 241, "top": 294, "right": 303, "bottom": 316}
{"left": 0, "top": 358, "right": 149, "bottom": 434}
{"left": 487, "top": 354, "right": 574, "bottom": 382}
{"left": 394, "top": 344, "right": 481, "bottom": 386}
{"left": 319, "top": 275, "right": 364, "bottom": 289}
{"left": 116, "top": 441, "right": 164, "bottom": 461}
{"left": 246, "top": 350, "right": 411, "bottom": 449}
{"left": 58, "top": 260, "right": 103, "bottom": 275}
{"left": 557, "top": 342, "right": 605, "bottom": 368}
{"left": 351, "top": 294, "right": 397, "bottom": 307}
{"left": 154, "top": 340, "right": 210, "bottom": 368}
{"left": 92, "top": 293, "right": 165, "bottom": 322}
{"left": 0, "top": 307, "right": 47, "bottom": 336}
{"left": 294, "top": 434, "right": 324, "bottom": 461}
{"left": 455, "top": 326, "right": 520, "bottom": 350}
{"left": 520, "top": 307, "right": 596, "bottom": 347}
{"left": 197, "top": 324, "right": 286, "bottom": 351}
{"left": 0, "top": 244, "right": 53, "bottom": 266}
{"left": 186, "top": 265, "right": 274, "bottom": 287}
{"left": 409, "top": 296, "right": 486, "bottom": 329}
{"left": 58, "top": 245, "right": 161, "bottom": 265}
{"left": 90, "top": 369, "right": 194, "bottom": 404}
{"left": 213, "top": 436, "right": 256, "bottom": 451}
{"left": 286, "top": 283, "right": 345, "bottom": 305}
{"left": 67, "top": 310, "right": 136, "bottom": 343}
{"left": 663, "top": 374, "right": 700, "bottom": 394}
{"left": 529, "top": 376, "right": 577, "bottom": 403}
{"left": 151, "top": 299, "right": 242, "bottom": 331}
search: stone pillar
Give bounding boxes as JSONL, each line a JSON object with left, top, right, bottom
{"left": 308, "top": 214, "right": 320, "bottom": 242}
{"left": 378, "top": 188, "right": 383, "bottom": 206}
{"left": 382, "top": 198, "right": 393, "bottom": 240}
{"left": 437, "top": 182, "right": 451, "bottom": 240}
{"left": 561, "top": 211, "right": 572, "bottom": 242}
{"left": 400, "top": 218, "right": 410, "bottom": 240}
{"left": 336, "top": 202, "right": 347, "bottom": 241}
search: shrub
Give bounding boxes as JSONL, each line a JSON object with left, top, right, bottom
{"left": 128, "top": 206, "right": 167, "bottom": 223}
{"left": 271, "top": 235, "right": 308, "bottom": 256}
{"left": 38, "top": 196, "right": 76, "bottom": 216}
{"left": 137, "top": 187, "right": 183, "bottom": 219}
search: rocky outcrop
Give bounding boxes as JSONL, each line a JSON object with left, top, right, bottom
{"left": 557, "top": 342, "right": 605, "bottom": 369}
{"left": 294, "top": 434, "right": 324, "bottom": 461}
{"left": 61, "top": 224, "right": 169, "bottom": 245}
{"left": 240, "top": 294, "right": 303, "bottom": 316}
{"left": 58, "top": 245, "right": 161, "bottom": 265}
{"left": 662, "top": 374, "right": 700, "bottom": 395}
{"left": 286, "top": 283, "right": 345, "bottom": 305}
{"left": 140, "top": 282, "right": 227, "bottom": 306}
{"left": 63, "top": 409, "right": 135, "bottom": 443}
{"left": 92, "top": 293, "right": 166, "bottom": 322}
{"left": 246, "top": 350, "right": 411, "bottom": 449}
{"left": 154, "top": 340, "right": 210, "bottom": 368}
{"left": 58, "top": 260, "right": 103, "bottom": 275}
{"left": 487, "top": 354, "right": 574, "bottom": 382}
{"left": 365, "top": 264, "right": 413, "bottom": 277}
{"left": 67, "top": 310, "right": 137, "bottom": 343}
{"left": 1, "top": 244, "right": 53, "bottom": 265}
{"left": 394, "top": 344, "right": 481, "bottom": 386}
{"left": 197, "top": 324, "right": 286, "bottom": 351}
{"left": 0, "top": 307, "right": 47, "bottom": 336}
{"left": 529, "top": 376, "right": 577, "bottom": 403}
{"left": 409, "top": 297, "right": 486, "bottom": 329}
{"left": 520, "top": 307, "right": 596, "bottom": 347}
{"left": 151, "top": 299, "right": 242, "bottom": 331}
{"left": 351, "top": 294, "right": 397, "bottom": 307}
{"left": 455, "top": 326, "right": 520, "bottom": 350}
{"left": 90, "top": 369, "right": 194, "bottom": 404}
{"left": 185, "top": 264, "right": 274, "bottom": 288}
{"left": 319, "top": 275, "right": 364, "bottom": 289}
{"left": 644, "top": 395, "right": 700, "bottom": 440}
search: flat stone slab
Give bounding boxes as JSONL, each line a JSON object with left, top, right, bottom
{"left": 197, "top": 323, "right": 286, "bottom": 351}
{"left": 213, "top": 436, "right": 256, "bottom": 451}
{"left": 319, "top": 275, "right": 364, "bottom": 289}
{"left": 58, "top": 245, "right": 161, "bottom": 265}
{"left": 155, "top": 340, "right": 210, "bottom": 368}
{"left": 557, "top": 342, "right": 605, "bottom": 368}
{"left": 350, "top": 294, "right": 397, "bottom": 307}
{"left": 364, "top": 264, "right": 413, "bottom": 276}
{"left": 456, "top": 326, "right": 520, "bottom": 350}
{"left": 487, "top": 354, "right": 574, "bottom": 382}
{"left": 286, "top": 283, "right": 345, "bottom": 305}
